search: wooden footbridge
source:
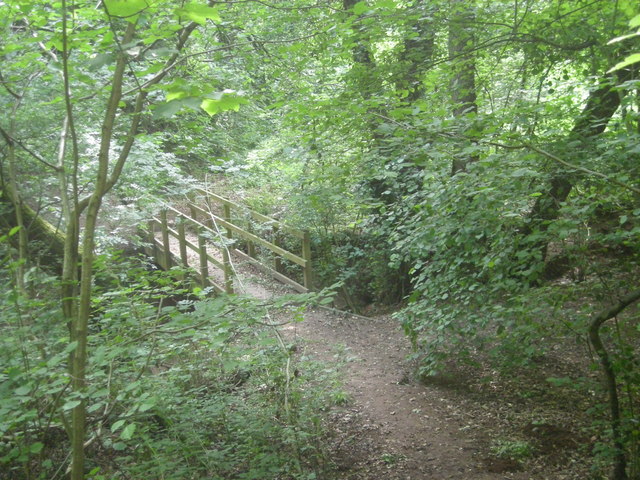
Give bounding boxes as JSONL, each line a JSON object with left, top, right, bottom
{"left": 144, "top": 188, "right": 313, "bottom": 294}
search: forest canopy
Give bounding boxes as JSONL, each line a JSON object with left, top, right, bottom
{"left": 1, "top": 0, "right": 640, "bottom": 479}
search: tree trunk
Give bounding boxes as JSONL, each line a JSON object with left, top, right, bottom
{"left": 343, "top": 0, "right": 377, "bottom": 99}
{"left": 448, "top": 0, "right": 478, "bottom": 175}
{"left": 0, "top": 181, "right": 66, "bottom": 274}
{"left": 527, "top": 68, "right": 634, "bottom": 259}
{"left": 395, "top": 4, "right": 436, "bottom": 102}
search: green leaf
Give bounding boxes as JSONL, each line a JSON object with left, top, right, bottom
{"left": 111, "top": 419, "right": 126, "bottom": 433}
{"left": 8, "top": 226, "right": 21, "bottom": 237}
{"left": 607, "top": 53, "right": 640, "bottom": 73}
{"left": 88, "top": 53, "right": 114, "bottom": 70}
{"left": 64, "top": 341, "right": 78, "bottom": 354}
{"left": 87, "top": 402, "right": 104, "bottom": 413}
{"left": 631, "top": 14, "right": 640, "bottom": 28}
{"left": 153, "top": 99, "right": 186, "bottom": 119}
{"left": 176, "top": 3, "right": 221, "bottom": 25}
{"left": 120, "top": 423, "right": 136, "bottom": 440}
{"left": 352, "top": 1, "right": 368, "bottom": 15}
{"left": 375, "top": 0, "right": 396, "bottom": 8}
{"left": 62, "top": 400, "right": 81, "bottom": 411}
{"left": 104, "top": 0, "right": 149, "bottom": 18}
{"left": 29, "top": 442, "right": 44, "bottom": 454}
{"left": 41, "top": 96, "right": 64, "bottom": 106}
{"left": 200, "top": 91, "right": 248, "bottom": 116}
{"left": 14, "top": 385, "right": 31, "bottom": 396}
{"left": 166, "top": 89, "right": 188, "bottom": 102}
{"left": 138, "top": 402, "right": 155, "bottom": 412}
{"left": 182, "top": 97, "right": 203, "bottom": 111}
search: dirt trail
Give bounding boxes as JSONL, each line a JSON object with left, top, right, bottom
{"left": 283, "top": 308, "right": 524, "bottom": 480}
{"left": 228, "top": 267, "right": 520, "bottom": 479}
{"left": 164, "top": 237, "right": 585, "bottom": 479}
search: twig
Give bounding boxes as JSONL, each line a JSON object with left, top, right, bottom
{"left": 122, "top": 319, "right": 210, "bottom": 346}
{"left": 486, "top": 140, "right": 640, "bottom": 195}
{"left": 316, "top": 304, "right": 375, "bottom": 321}
{"left": 122, "top": 32, "right": 324, "bottom": 96}
{"left": 0, "top": 125, "right": 60, "bottom": 171}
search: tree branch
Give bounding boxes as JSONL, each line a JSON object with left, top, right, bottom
{"left": 483, "top": 140, "right": 640, "bottom": 196}
{"left": 122, "top": 32, "right": 323, "bottom": 96}
{"left": 0, "top": 70, "right": 21, "bottom": 99}
{"left": 0, "top": 125, "right": 60, "bottom": 171}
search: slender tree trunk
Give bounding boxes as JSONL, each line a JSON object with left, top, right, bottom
{"left": 589, "top": 288, "right": 640, "bottom": 480}
{"left": 68, "top": 15, "right": 136, "bottom": 479}
{"left": 0, "top": 181, "right": 67, "bottom": 273}
{"left": 448, "top": 0, "right": 478, "bottom": 175}
{"left": 5, "top": 137, "right": 28, "bottom": 292}
{"left": 1, "top": 91, "right": 30, "bottom": 292}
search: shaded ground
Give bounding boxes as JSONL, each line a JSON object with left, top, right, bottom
{"left": 161, "top": 233, "right": 597, "bottom": 479}
{"left": 284, "top": 309, "right": 500, "bottom": 479}
{"left": 281, "top": 307, "right": 593, "bottom": 480}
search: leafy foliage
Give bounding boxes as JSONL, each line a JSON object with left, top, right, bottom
{"left": 3, "top": 0, "right": 640, "bottom": 477}
{"left": 0, "top": 250, "right": 338, "bottom": 479}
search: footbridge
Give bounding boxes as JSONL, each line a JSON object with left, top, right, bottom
{"left": 144, "top": 188, "right": 313, "bottom": 295}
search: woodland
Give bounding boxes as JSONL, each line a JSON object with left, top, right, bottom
{"left": 1, "top": 0, "right": 640, "bottom": 479}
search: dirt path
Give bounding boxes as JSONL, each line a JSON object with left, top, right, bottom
{"left": 282, "top": 308, "right": 520, "bottom": 480}
{"left": 160, "top": 236, "right": 495, "bottom": 476}
{"left": 228, "top": 266, "right": 519, "bottom": 479}
{"left": 163, "top": 236, "right": 588, "bottom": 479}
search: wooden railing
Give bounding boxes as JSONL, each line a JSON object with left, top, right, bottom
{"left": 145, "top": 189, "right": 312, "bottom": 294}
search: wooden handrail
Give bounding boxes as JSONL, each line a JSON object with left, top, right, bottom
{"left": 194, "top": 187, "right": 305, "bottom": 239}
{"left": 182, "top": 204, "right": 307, "bottom": 267}
{"left": 160, "top": 222, "right": 226, "bottom": 271}
{"left": 148, "top": 190, "right": 313, "bottom": 293}
{"left": 150, "top": 215, "right": 233, "bottom": 294}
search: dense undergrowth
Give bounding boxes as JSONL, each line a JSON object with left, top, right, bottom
{"left": 208, "top": 117, "right": 640, "bottom": 477}
{"left": 0, "top": 241, "right": 343, "bottom": 480}
{"left": 2, "top": 2, "right": 639, "bottom": 477}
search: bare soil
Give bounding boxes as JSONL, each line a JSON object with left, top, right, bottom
{"left": 282, "top": 307, "right": 594, "bottom": 480}
{"left": 229, "top": 264, "right": 596, "bottom": 480}
{"left": 162, "top": 235, "right": 598, "bottom": 480}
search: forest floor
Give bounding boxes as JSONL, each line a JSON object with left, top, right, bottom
{"left": 233, "top": 266, "right": 597, "bottom": 480}
{"left": 156, "top": 218, "right": 599, "bottom": 480}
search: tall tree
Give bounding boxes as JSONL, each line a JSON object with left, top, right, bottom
{"left": 448, "top": 0, "right": 478, "bottom": 174}
{"left": 527, "top": 62, "right": 636, "bottom": 260}
{"left": 1, "top": 1, "right": 247, "bottom": 477}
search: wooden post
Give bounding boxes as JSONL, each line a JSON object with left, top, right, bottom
{"left": 160, "top": 210, "right": 171, "bottom": 270}
{"left": 222, "top": 247, "right": 234, "bottom": 294}
{"left": 197, "top": 229, "right": 209, "bottom": 286}
{"left": 223, "top": 203, "right": 233, "bottom": 241}
{"left": 302, "top": 230, "right": 312, "bottom": 290}
{"left": 189, "top": 204, "right": 198, "bottom": 223}
{"left": 177, "top": 216, "right": 188, "bottom": 267}
{"left": 147, "top": 220, "right": 157, "bottom": 263}
{"left": 247, "top": 219, "right": 256, "bottom": 259}
{"left": 273, "top": 226, "right": 283, "bottom": 273}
